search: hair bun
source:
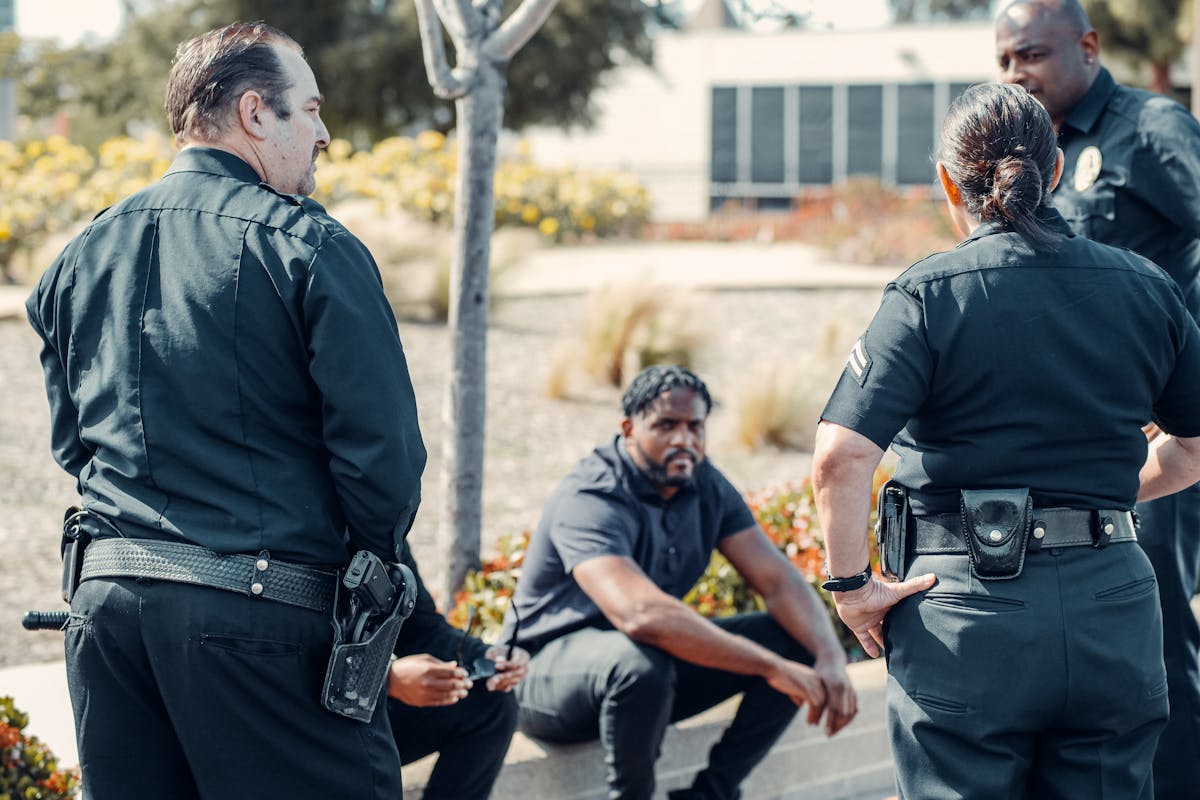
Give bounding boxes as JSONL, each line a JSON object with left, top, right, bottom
{"left": 989, "top": 155, "right": 1043, "bottom": 223}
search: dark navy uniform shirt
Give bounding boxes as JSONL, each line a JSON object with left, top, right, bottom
{"left": 503, "top": 435, "right": 756, "bottom": 652}
{"left": 27, "top": 147, "right": 426, "bottom": 567}
{"left": 821, "top": 208, "right": 1200, "bottom": 516}
{"left": 1055, "top": 68, "right": 1200, "bottom": 318}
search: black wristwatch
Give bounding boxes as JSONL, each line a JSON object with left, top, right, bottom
{"left": 821, "top": 566, "right": 872, "bottom": 592}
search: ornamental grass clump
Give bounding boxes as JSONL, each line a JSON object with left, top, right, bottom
{"left": 0, "top": 696, "right": 80, "bottom": 800}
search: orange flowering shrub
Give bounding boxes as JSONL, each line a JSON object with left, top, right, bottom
{"left": 0, "top": 696, "right": 80, "bottom": 799}
{"left": 450, "top": 465, "right": 894, "bottom": 659}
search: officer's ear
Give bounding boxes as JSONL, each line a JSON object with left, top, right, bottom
{"left": 620, "top": 416, "right": 634, "bottom": 439}
{"left": 1080, "top": 29, "right": 1099, "bottom": 65}
{"left": 1049, "top": 148, "right": 1065, "bottom": 192}
{"left": 936, "top": 161, "right": 962, "bottom": 207}
{"left": 237, "top": 91, "right": 268, "bottom": 140}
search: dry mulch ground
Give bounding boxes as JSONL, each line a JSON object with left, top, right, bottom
{"left": 0, "top": 287, "right": 880, "bottom": 667}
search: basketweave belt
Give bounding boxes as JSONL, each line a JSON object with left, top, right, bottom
{"left": 911, "top": 508, "right": 1137, "bottom": 554}
{"left": 80, "top": 538, "right": 338, "bottom": 614}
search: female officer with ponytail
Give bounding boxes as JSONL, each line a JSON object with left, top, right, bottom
{"left": 811, "top": 82, "right": 1200, "bottom": 799}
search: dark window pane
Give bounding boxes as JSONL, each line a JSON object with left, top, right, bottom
{"left": 798, "top": 86, "right": 833, "bottom": 183}
{"left": 750, "top": 86, "right": 785, "bottom": 184}
{"left": 711, "top": 87, "right": 738, "bottom": 183}
{"left": 897, "top": 84, "right": 935, "bottom": 185}
{"left": 847, "top": 84, "right": 883, "bottom": 177}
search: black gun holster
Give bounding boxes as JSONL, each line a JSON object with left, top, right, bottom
{"left": 321, "top": 557, "right": 417, "bottom": 723}
{"left": 61, "top": 507, "right": 104, "bottom": 603}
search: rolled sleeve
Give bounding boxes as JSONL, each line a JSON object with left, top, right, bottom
{"left": 303, "top": 231, "right": 427, "bottom": 560}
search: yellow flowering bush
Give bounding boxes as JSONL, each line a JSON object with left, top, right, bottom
{"left": 2, "top": 131, "right": 648, "bottom": 281}
{"left": 313, "top": 134, "right": 650, "bottom": 241}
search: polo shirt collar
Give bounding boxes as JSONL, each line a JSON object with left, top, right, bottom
{"left": 165, "top": 146, "right": 263, "bottom": 185}
{"left": 1062, "top": 68, "right": 1116, "bottom": 136}
{"left": 961, "top": 205, "right": 1075, "bottom": 245}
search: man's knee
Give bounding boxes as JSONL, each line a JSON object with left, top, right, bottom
{"left": 605, "top": 638, "right": 677, "bottom": 700}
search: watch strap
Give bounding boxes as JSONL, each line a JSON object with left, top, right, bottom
{"left": 821, "top": 567, "right": 872, "bottom": 592}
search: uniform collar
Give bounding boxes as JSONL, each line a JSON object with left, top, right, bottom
{"left": 165, "top": 146, "right": 264, "bottom": 185}
{"left": 961, "top": 205, "right": 1075, "bottom": 245}
{"left": 1062, "top": 68, "right": 1116, "bottom": 136}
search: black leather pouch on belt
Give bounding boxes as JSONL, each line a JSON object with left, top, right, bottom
{"left": 960, "top": 488, "right": 1033, "bottom": 581}
{"left": 322, "top": 555, "right": 418, "bottom": 723}
{"left": 875, "top": 480, "right": 909, "bottom": 580}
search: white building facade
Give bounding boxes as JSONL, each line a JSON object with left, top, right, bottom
{"left": 524, "top": 23, "right": 999, "bottom": 221}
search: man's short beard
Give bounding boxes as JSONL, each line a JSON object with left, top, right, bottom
{"left": 635, "top": 444, "right": 697, "bottom": 488}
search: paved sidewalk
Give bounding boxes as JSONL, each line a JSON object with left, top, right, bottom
{"left": 0, "top": 239, "right": 899, "bottom": 323}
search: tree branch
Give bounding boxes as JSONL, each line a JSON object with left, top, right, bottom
{"left": 432, "top": 0, "right": 475, "bottom": 41}
{"left": 414, "top": 0, "right": 474, "bottom": 99}
{"left": 485, "top": 0, "right": 560, "bottom": 60}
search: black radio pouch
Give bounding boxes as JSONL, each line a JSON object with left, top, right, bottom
{"left": 875, "top": 480, "right": 909, "bottom": 580}
{"left": 322, "top": 560, "right": 417, "bottom": 723}
{"left": 960, "top": 488, "right": 1033, "bottom": 581}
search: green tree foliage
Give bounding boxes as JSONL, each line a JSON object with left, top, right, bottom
{"left": 888, "top": 0, "right": 992, "bottom": 22}
{"left": 1083, "top": 0, "right": 1192, "bottom": 95}
{"left": 4, "top": 0, "right": 655, "bottom": 147}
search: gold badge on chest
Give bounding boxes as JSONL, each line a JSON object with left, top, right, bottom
{"left": 1073, "top": 146, "right": 1102, "bottom": 192}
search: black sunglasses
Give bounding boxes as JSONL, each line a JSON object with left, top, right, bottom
{"left": 456, "top": 602, "right": 521, "bottom": 681}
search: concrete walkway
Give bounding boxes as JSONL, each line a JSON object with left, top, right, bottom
{"left": 0, "top": 239, "right": 900, "bottom": 323}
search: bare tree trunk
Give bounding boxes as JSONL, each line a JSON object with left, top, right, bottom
{"left": 433, "top": 56, "right": 507, "bottom": 605}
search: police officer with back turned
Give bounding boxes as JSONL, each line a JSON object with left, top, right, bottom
{"left": 813, "top": 82, "right": 1200, "bottom": 799}
{"left": 26, "top": 22, "right": 426, "bottom": 799}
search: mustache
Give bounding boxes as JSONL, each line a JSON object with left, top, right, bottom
{"left": 664, "top": 448, "right": 698, "bottom": 463}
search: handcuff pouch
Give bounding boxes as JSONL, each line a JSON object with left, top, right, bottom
{"left": 960, "top": 488, "right": 1032, "bottom": 581}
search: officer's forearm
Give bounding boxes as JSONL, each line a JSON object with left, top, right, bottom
{"left": 812, "top": 421, "right": 884, "bottom": 578}
{"left": 1139, "top": 433, "right": 1200, "bottom": 501}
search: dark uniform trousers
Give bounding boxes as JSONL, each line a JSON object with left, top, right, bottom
{"left": 66, "top": 577, "right": 404, "bottom": 800}
{"left": 1137, "top": 485, "right": 1200, "bottom": 800}
{"left": 885, "top": 543, "right": 1169, "bottom": 800}
{"left": 515, "top": 613, "right": 808, "bottom": 800}
{"left": 386, "top": 680, "right": 519, "bottom": 800}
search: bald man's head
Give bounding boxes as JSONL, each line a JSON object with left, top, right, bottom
{"left": 995, "top": 0, "right": 1100, "bottom": 127}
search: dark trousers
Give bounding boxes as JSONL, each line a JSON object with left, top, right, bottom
{"left": 1137, "top": 485, "right": 1200, "bottom": 800}
{"left": 515, "top": 613, "right": 809, "bottom": 800}
{"left": 885, "top": 543, "right": 1169, "bottom": 800}
{"left": 65, "top": 578, "right": 404, "bottom": 800}
{"left": 387, "top": 683, "right": 519, "bottom": 800}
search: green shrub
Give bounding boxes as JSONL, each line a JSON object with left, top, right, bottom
{"left": 450, "top": 465, "right": 894, "bottom": 661}
{"left": 0, "top": 696, "right": 79, "bottom": 799}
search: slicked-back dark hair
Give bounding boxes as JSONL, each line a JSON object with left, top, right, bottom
{"left": 165, "top": 21, "right": 300, "bottom": 144}
{"left": 938, "top": 83, "right": 1060, "bottom": 250}
{"left": 621, "top": 365, "right": 713, "bottom": 418}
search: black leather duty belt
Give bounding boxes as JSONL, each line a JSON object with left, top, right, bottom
{"left": 912, "top": 508, "right": 1137, "bottom": 555}
{"left": 80, "top": 538, "right": 338, "bottom": 614}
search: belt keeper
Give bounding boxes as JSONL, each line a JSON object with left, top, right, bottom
{"left": 1029, "top": 519, "right": 1047, "bottom": 552}
{"left": 1093, "top": 514, "right": 1114, "bottom": 548}
{"left": 249, "top": 549, "right": 270, "bottom": 597}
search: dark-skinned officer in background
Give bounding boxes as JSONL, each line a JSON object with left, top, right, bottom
{"left": 26, "top": 22, "right": 426, "bottom": 799}
{"left": 995, "top": 3, "right": 1200, "bottom": 796}
{"left": 812, "top": 83, "right": 1200, "bottom": 799}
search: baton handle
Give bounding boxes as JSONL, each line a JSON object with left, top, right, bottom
{"left": 22, "top": 610, "right": 69, "bottom": 631}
